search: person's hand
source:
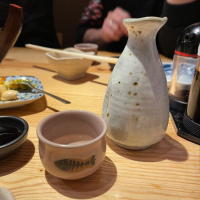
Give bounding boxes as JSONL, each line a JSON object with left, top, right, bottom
{"left": 167, "top": 0, "right": 196, "bottom": 4}
{"left": 101, "top": 7, "right": 131, "bottom": 43}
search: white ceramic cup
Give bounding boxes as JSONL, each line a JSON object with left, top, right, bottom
{"left": 36, "top": 110, "right": 107, "bottom": 180}
{"left": 74, "top": 43, "right": 98, "bottom": 55}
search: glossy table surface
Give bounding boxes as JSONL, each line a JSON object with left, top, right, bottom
{"left": 0, "top": 48, "right": 199, "bottom": 200}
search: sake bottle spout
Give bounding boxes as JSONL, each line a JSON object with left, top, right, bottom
{"left": 123, "top": 17, "right": 168, "bottom": 38}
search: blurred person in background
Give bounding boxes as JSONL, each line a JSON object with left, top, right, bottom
{"left": 76, "top": 0, "right": 200, "bottom": 58}
{"left": 0, "top": 0, "right": 60, "bottom": 48}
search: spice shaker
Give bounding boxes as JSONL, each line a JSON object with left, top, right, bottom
{"left": 168, "top": 23, "right": 200, "bottom": 111}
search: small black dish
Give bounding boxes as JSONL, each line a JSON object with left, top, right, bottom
{"left": 0, "top": 116, "right": 29, "bottom": 161}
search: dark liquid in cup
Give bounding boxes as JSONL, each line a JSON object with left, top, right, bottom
{"left": 173, "top": 89, "right": 190, "bottom": 102}
{"left": 169, "top": 89, "right": 190, "bottom": 102}
{"left": 187, "top": 69, "right": 200, "bottom": 124}
{"left": 0, "top": 126, "right": 22, "bottom": 145}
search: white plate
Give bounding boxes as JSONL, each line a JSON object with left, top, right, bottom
{"left": 0, "top": 76, "right": 43, "bottom": 109}
{"left": 163, "top": 62, "right": 173, "bottom": 83}
{"left": 163, "top": 62, "right": 194, "bottom": 87}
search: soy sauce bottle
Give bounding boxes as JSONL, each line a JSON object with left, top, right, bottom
{"left": 187, "top": 44, "right": 200, "bottom": 124}
{"left": 169, "top": 23, "right": 200, "bottom": 111}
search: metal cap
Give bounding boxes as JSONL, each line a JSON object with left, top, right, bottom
{"left": 175, "top": 22, "right": 200, "bottom": 58}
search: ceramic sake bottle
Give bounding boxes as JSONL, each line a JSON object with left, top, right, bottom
{"left": 102, "top": 17, "right": 169, "bottom": 150}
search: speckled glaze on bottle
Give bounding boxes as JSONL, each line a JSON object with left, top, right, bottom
{"left": 102, "top": 17, "right": 169, "bottom": 150}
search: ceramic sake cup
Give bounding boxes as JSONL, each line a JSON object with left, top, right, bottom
{"left": 74, "top": 43, "right": 98, "bottom": 55}
{"left": 46, "top": 48, "right": 94, "bottom": 81}
{"left": 36, "top": 110, "right": 107, "bottom": 180}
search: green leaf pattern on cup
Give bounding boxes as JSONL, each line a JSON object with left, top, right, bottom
{"left": 54, "top": 155, "right": 96, "bottom": 173}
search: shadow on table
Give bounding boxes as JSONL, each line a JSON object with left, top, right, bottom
{"left": 0, "top": 96, "right": 47, "bottom": 117}
{"left": 45, "top": 156, "right": 117, "bottom": 199}
{"left": 109, "top": 56, "right": 119, "bottom": 71}
{"left": 33, "top": 64, "right": 108, "bottom": 86}
{"left": 52, "top": 73, "right": 108, "bottom": 87}
{"left": 92, "top": 61, "right": 101, "bottom": 66}
{"left": 107, "top": 134, "right": 188, "bottom": 162}
{"left": 33, "top": 65, "right": 55, "bottom": 72}
{"left": 52, "top": 73, "right": 99, "bottom": 85}
{"left": 33, "top": 63, "right": 102, "bottom": 71}
{"left": 0, "top": 139, "right": 35, "bottom": 176}
{"left": 46, "top": 106, "right": 60, "bottom": 113}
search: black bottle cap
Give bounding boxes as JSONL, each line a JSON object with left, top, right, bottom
{"left": 175, "top": 22, "right": 200, "bottom": 58}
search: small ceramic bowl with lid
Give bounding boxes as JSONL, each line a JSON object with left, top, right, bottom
{"left": 46, "top": 48, "right": 94, "bottom": 81}
{"left": 36, "top": 110, "right": 107, "bottom": 180}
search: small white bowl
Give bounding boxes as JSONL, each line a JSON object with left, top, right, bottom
{"left": 46, "top": 48, "right": 94, "bottom": 81}
{"left": 36, "top": 110, "right": 107, "bottom": 180}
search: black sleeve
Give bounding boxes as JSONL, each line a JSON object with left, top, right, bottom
{"left": 14, "top": 0, "right": 60, "bottom": 48}
{"left": 0, "top": 0, "right": 60, "bottom": 48}
{"left": 76, "top": 0, "right": 104, "bottom": 43}
{"left": 157, "top": 0, "right": 200, "bottom": 58}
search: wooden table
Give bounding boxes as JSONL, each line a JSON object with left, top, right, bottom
{"left": 0, "top": 48, "right": 199, "bottom": 200}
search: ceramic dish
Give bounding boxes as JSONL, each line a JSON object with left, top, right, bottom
{"left": 0, "top": 76, "right": 43, "bottom": 109}
{"left": 46, "top": 48, "right": 94, "bottom": 81}
{"left": 0, "top": 116, "right": 29, "bottom": 161}
{"left": 163, "top": 62, "right": 173, "bottom": 84}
